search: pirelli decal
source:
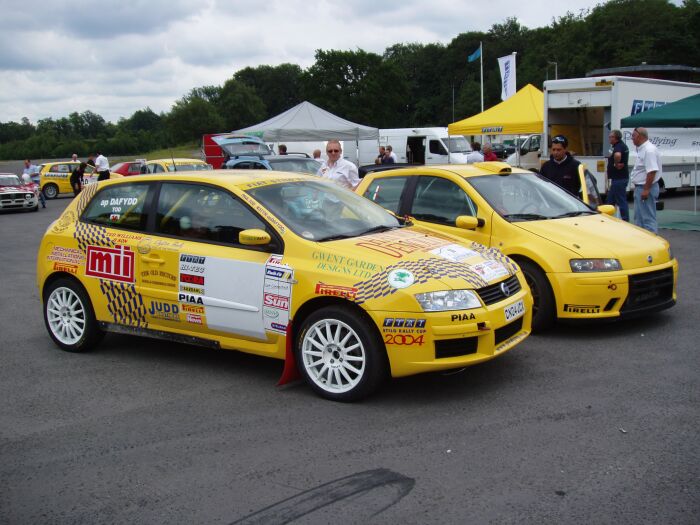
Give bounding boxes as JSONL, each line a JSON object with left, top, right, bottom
{"left": 563, "top": 304, "right": 601, "bottom": 314}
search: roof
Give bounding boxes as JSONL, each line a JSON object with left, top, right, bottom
{"left": 147, "top": 158, "right": 207, "bottom": 164}
{"left": 620, "top": 93, "right": 700, "bottom": 128}
{"left": 235, "top": 101, "right": 379, "bottom": 141}
{"left": 448, "top": 84, "right": 543, "bottom": 136}
{"left": 99, "top": 170, "right": 320, "bottom": 188}
{"left": 361, "top": 162, "right": 530, "bottom": 179}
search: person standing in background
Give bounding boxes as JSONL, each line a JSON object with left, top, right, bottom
{"left": 95, "top": 151, "right": 110, "bottom": 181}
{"left": 606, "top": 129, "right": 630, "bottom": 221}
{"left": 23, "top": 159, "right": 45, "bottom": 208}
{"left": 540, "top": 135, "right": 581, "bottom": 196}
{"left": 482, "top": 144, "right": 498, "bottom": 161}
{"left": 630, "top": 127, "right": 662, "bottom": 233}
{"left": 317, "top": 139, "right": 360, "bottom": 190}
{"left": 278, "top": 144, "right": 288, "bottom": 155}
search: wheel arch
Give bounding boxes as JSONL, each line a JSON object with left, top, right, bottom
{"left": 42, "top": 272, "right": 88, "bottom": 301}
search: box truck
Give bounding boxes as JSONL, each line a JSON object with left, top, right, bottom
{"left": 352, "top": 128, "right": 472, "bottom": 166}
{"left": 543, "top": 76, "right": 700, "bottom": 191}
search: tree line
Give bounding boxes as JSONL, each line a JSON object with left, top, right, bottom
{"left": 1, "top": 0, "right": 698, "bottom": 160}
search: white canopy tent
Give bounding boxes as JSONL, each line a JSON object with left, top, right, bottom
{"left": 235, "top": 101, "right": 379, "bottom": 142}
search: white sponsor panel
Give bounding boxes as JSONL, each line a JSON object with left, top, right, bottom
{"left": 472, "top": 260, "right": 509, "bottom": 282}
{"left": 263, "top": 254, "right": 294, "bottom": 334}
{"left": 430, "top": 244, "right": 479, "bottom": 263}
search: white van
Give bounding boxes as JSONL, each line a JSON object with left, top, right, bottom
{"left": 505, "top": 134, "right": 543, "bottom": 172}
{"left": 355, "top": 128, "right": 472, "bottom": 165}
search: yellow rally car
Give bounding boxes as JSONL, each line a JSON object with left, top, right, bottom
{"left": 144, "top": 158, "right": 213, "bottom": 173}
{"left": 357, "top": 162, "right": 678, "bottom": 331}
{"left": 40, "top": 161, "right": 123, "bottom": 199}
{"left": 37, "top": 171, "right": 532, "bottom": 401}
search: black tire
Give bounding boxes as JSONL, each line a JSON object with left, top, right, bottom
{"left": 43, "top": 183, "right": 58, "bottom": 199}
{"left": 295, "top": 305, "right": 387, "bottom": 402}
{"left": 518, "top": 259, "right": 555, "bottom": 332}
{"left": 32, "top": 204, "right": 39, "bottom": 212}
{"left": 43, "top": 278, "right": 104, "bottom": 352}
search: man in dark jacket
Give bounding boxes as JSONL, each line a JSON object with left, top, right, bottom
{"left": 540, "top": 135, "right": 581, "bottom": 196}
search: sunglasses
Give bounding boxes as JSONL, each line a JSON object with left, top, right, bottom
{"left": 326, "top": 149, "right": 340, "bottom": 153}
{"left": 551, "top": 136, "right": 567, "bottom": 145}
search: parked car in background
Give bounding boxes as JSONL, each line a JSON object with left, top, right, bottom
{"left": 37, "top": 171, "right": 532, "bottom": 401}
{"left": 111, "top": 160, "right": 146, "bottom": 176}
{"left": 0, "top": 173, "right": 39, "bottom": 212}
{"left": 224, "top": 155, "right": 320, "bottom": 174}
{"left": 356, "top": 162, "right": 677, "bottom": 331}
{"left": 144, "top": 158, "right": 213, "bottom": 173}
{"left": 491, "top": 143, "right": 516, "bottom": 159}
{"left": 203, "top": 134, "right": 273, "bottom": 168}
{"left": 39, "top": 162, "right": 95, "bottom": 199}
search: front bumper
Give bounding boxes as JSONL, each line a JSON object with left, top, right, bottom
{"left": 548, "top": 259, "right": 678, "bottom": 320}
{"left": 368, "top": 287, "right": 532, "bottom": 378}
{"left": 0, "top": 193, "right": 38, "bottom": 210}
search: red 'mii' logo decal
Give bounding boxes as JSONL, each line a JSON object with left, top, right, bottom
{"left": 86, "top": 245, "right": 135, "bottom": 283}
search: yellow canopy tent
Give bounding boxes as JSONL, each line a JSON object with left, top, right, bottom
{"left": 448, "top": 84, "right": 543, "bottom": 135}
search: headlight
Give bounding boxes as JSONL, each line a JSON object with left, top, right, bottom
{"left": 25, "top": 193, "right": 32, "bottom": 199}
{"left": 569, "top": 259, "right": 621, "bottom": 272}
{"left": 415, "top": 289, "right": 481, "bottom": 311}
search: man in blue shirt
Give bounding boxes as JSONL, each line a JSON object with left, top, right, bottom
{"left": 606, "top": 130, "right": 629, "bottom": 221}
{"left": 23, "top": 159, "right": 45, "bottom": 208}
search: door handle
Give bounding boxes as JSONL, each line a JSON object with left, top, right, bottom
{"left": 141, "top": 255, "right": 165, "bottom": 265}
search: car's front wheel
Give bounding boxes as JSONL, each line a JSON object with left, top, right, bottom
{"left": 296, "top": 306, "right": 387, "bottom": 401}
{"left": 43, "top": 278, "right": 103, "bottom": 352}
{"left": 518, "top": 259, "right": 555, "bottom": 332}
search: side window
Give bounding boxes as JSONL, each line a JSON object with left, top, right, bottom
{"left": 82, "top": 183, "right": 150, "bottom": 231}
{"left": 411, "top": 176, "right": 477, "bottom": 225}
{"left": 156, "top": 183, "right": 267, "bottom": 246}
{"left": 530, "top": 135, "right": 541, "bottom": 152}
{"left": 429, "top": 140, "right": 447, "bottom": 155}
{"left": 362, "top": 176, "right": 408, "bottom": 214}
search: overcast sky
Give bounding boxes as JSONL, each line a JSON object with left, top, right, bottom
{"left": 0, "top": 0, "right": 610, "bottom": 124}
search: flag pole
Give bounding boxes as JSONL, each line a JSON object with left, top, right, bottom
{"left": 480, "top": 41, "right": 484, "bottom": 144}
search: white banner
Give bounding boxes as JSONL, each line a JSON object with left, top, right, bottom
{"left": 498, "top": 53, "right": 516, "bottom": 101}
{"left": 622, "top": 128, "right": 700, "bottom": 157}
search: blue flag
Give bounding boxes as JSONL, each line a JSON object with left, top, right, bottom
{"left": 468, "top": 46, "right": 481, "bottom": 63}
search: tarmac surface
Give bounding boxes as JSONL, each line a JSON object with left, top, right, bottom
{"left": 0, "top": 195, "right": 698, "bottom": 524}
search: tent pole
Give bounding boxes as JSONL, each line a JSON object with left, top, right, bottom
{"left": 695, "top": 157, "right": 697, "bottom": 215}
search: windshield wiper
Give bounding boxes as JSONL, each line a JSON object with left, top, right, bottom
{"left": 502, "top": 213, "right": 549, "bottom": 221}
{"left": 316, "top": 225, "right": 396, "bottom": 242}
{"left": 552, "top": 210, "right": 596, "bottom": 218}
{"left": 358, "top": 225, "right": 397, "bottom": 236}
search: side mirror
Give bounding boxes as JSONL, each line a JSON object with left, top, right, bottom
{"left": 239, "top": 229, "right": 272, "bottom": 245}
{"left": 456, "top": 215, "right": 484, "bottom": 230}
{"left": 597, "top": 204, "right": 616, "bottom": 216}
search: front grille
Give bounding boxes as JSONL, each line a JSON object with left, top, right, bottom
{"left": 435, "top": 337, "right": 478, "bottom": 359}
{"left": 621, "top": 268, "right": 674, "bottom": 313}
{"left": 494, "top": 317, "right": 523, "bottom": 345}
{"left": 0, "top": 193, "right": 23, "bottom": 201}
{"left": 476, "top": 275, "right": 521, "bottom": 305}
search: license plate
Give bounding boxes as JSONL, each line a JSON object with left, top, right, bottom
{"left": 504, "top": 299, "right": 525, "bottom": 322}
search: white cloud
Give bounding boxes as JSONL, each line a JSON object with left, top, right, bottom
{"left": 0, "top": 0, "right": 621, "bottom": 123}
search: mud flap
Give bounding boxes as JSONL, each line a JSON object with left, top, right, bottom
{"left": 277, "top": 321, "right": 300, "bottom": 385}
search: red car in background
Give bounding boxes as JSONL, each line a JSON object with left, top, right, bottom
{"left": 111, "top": 160, "right": 146, "bottom": 176}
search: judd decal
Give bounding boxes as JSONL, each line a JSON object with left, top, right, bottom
{"left": 264, "top": 293, "right": 289, "bottom": 310}
{"left": 181, "top": 304, "right": 205, "bottom": 314}
{"left": 315, "top": 283, "right": 358, "bottom": 299}
{"left": 186, "top": 313, "right": 203, "bottom": 325}
{"left": 53, "top": 262, "right": 78, "bottom": 274}
{"left": 85, "top": 245, "right": 135, "bottom": 283}
{"left": 451, "top": 312, "right": 477, "bottom": 322}
{"left": 564, "top": 304, "right": 601, "bottom": 314}
{"left": 180, "top": 273, "right": 205, "bottom": 285}
{"left": 148, "top": 301, "right": 180, "bottom": 321}
{"left": 179, "top": 293, "right": 204, "bottom": 305}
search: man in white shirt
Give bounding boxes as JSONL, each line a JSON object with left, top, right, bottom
{"left": 465, "top": 142, "right": 484, "bottom": 163}
{"left": 95, "top": 151, "right": 110, "bottom": 181}
{"left": 317, "top": 140, "right": 360, "bottom": 190}
{"left": 630, "top": 127, "right": 662, "bottom": 233}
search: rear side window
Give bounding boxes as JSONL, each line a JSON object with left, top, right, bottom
{"left": 82, "top": 183, "right": 150, "bottom": 231}
{"left": 362, "top": 176, "right": 408, "bottom": 214}
{"left": 411, "top": 176, "right": 477, "bottom": 225}
{"left": 155, "top": 182, "right": 267, "bottom": 246}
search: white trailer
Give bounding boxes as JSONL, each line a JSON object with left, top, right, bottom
{"left": 543, "top": 76, "right": 700, "bottom": 192}
{"left": 349, "top": 127, "right": 472, "bottom": 166}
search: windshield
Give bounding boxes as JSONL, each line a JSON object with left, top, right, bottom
{"left": 444, "top": 136, "right": 471, "bottom": 153}
{"left": 468, "top": 172, "right": 594, "bottom": 221}
{"left": 247, "top": 180, "right": 400, "bottom": 241}
{"left": 268, "top": 158, "right": 320, "bottom": 174}
{"left": 220, "top": 141, "right": 272, "bottom": 157}
{"left": 0, "top": 175, "right": 22, "bottom": 186}
{"left": 167, "top": 163, "right": 212, "bottom": 172}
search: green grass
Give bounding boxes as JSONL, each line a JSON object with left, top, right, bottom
{"left": 111, "top": 142, "right": 200, "bottom": 164}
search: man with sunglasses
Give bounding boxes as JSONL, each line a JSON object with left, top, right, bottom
{"left": 630, "top": 127, "right": 661, "bottom": 233}
{"left": 540, "top": 135, "right": 581, "bottom": 196}
{"left": 317, "top": 139, "right": 360, "bottom": 190}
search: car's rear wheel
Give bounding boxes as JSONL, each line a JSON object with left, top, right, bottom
{"left": 43, "top": 183, "right": 58, "bottom": 199}
{"left": 518, "top": 260, "right": 555, "bottom": 332}
{"left": 43, "top": 278, "right": 103, "bottom": 352}
{"left": 296, "top": 306, "right": 387, "bottom": 402}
